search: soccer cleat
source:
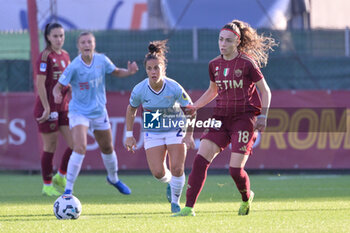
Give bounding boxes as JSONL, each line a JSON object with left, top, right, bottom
{"left": 52, "top": 173, "right": 66, "bottom": 191}
{"left": 238, "top": 190, "right": 254, "bottom": 216}
{"left": 107, "top": 177, "right": 131, "bottom": 195}
{"left": 42, "top": 185, "right": 61, "bottom": 197}
{"left": 166, "top": 183, "right": 171, "bottom": 203}
{"left": 172, "top": 207, "right": 195, "bottom": 217}
{"left": 63, "top": 189, "right": 72, "bottom": 195}
{"left": 171, "top": 203, "right": 181, "bottom": 213}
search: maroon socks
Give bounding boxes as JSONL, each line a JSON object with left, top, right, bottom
{"left": 185, "top": 154, "right": 210, "bottom": 208}
{"left": 59, "top": 148, "right": 73, "bottom": 175}
{"left": 41, "top": 151, "right": 54, "bottom": 184}
{"left": 229, "top": 167, "right": 250, "bottom": 202}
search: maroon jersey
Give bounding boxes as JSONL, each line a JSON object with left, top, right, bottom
{"left": 209, "top": 52, "right": 263, "bottom": 116}
{"left": 35, "top": 49, "right": 70, "bottom": 112}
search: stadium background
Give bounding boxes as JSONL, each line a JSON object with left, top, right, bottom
{"left": 0, "top": 0, "right": 349, "bottom": 171}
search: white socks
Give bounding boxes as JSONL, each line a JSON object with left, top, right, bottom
{"left": 156, "top": 168, "right": 172, "bottom": 183}
{"left": 169, "top": 173, "right": 185, "bottom": 205}
{"left": 156, "top": 169, "right": 185, "bottom": 204}
{"left": 101, "top": 151, "right": 119, "bottom": 184}
{"left": 65, "top": 151, "right": 85, "bottom": 191}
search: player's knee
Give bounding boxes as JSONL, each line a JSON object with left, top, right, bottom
{"left": 170, "top": 166, "right": 183, "bottom": 177}
{"left": 44, "top": 141, "right": 57, "bottom": 152}
{"left": 99, "top": 145, "right": 113, "bottom": 154}
{"left": 73, "top": 144, "right": 86, "bottom": 155}
{"left": 153, "top": 171, "right": 165, "bottom": 180}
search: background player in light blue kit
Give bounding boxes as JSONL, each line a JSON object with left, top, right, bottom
{"left": 53, "top": 32, "right": 138, "bottom": 195}
{"left": 125, "top": 40, "right": 195, "bottom": 213}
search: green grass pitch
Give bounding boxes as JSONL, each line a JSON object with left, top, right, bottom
{"left": 0, "top": 173, "right": 349, "bottom": 232}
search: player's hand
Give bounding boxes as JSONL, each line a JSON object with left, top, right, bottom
{"left": 182, "top": 135, "right": 195, "bottom": 150}
{"left": 254, "top": 116, "right": 267, "bottom": 132}
{"left": 127, "top": 61, "right": 139, "bottom": 75}
{"left": 125, "top": 136, "right": 137, "bottom": 153}
{"left": 185, "top": 104, "right": 197, "bottom": 117}
{"left": 54, "top": 92, "right": 63, "bottom": 104}
{"left": 36, "top": 108, "right": 50, "bottom": 123}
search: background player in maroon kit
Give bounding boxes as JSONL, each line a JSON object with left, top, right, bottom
{"left": 174, "top": 19, "right": 277, "bottom": 216}
{"left": 33, "top": 23, "right": 73, "bottom": 196}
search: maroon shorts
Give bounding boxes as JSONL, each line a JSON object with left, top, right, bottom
{"left": 200, "top": 113, "right": 257, "bottom": 155}
{"left": 34, "top": 110, "right": 69, "bottom": 133}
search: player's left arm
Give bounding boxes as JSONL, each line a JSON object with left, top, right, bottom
{"left": 111, "top": 61, "right": 139, "bottom": 78}
{"left": 255, "top": 78, "right": 271, "bottom": 131}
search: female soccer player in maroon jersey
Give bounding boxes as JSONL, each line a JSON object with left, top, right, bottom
{"left": 174, "top": 19, "right": 277, "bottom": 216}
{"left": 33, "top": 23, "right": 73, "bottom": 196}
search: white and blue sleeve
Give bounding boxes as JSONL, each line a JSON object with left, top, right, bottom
{"left": 129, "top": 86, "right": 142, "bottom": 108}
{"left": 104, "top": 55, "right": 117, "bottom": 74}
{"left": 176, "top": 85, "right": 192, "bottom": 107}
{"left": 58, "top": 63, "right": 74, "bottom": 86}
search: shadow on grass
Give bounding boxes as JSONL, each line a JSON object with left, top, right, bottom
{"left": 0, "top": 211, "right": 171, "bottom": 222}
{"left": 2, "top": 206, "right": 350, "bottom": 222}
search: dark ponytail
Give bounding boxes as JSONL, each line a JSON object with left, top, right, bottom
{"left": 44, "top": 23, "right": 63, "bottom": 49}
{"left": 144, "top": 40, "right": 168, "bottom": 67}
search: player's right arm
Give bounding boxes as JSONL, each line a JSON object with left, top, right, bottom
{"left": 125, "top": 104, "right": 138, "bottom": 153}
{"left": 125, "top": 86, "right": 142, "bottom": 153}
{"left": 36, "top": 74, "right": 50, "bottom": 123}
{"left": 189, "top": 81, "right": 218, "bottom": 114}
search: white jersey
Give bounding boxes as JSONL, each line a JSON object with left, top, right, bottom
{"left": 59, "top": 53, "right": 116, "bottom": 118}
{"left": 130, "top": 77, "right": 192, "bottom": 132}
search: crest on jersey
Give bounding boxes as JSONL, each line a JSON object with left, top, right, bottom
{"left": 61, "top": 60, "right": 66, "bottom": 68}
{"left": 235, "top": 69, "right": 242, "bottom": 77}
{"left": 223, "top": 68, "right": 230, "bottom": 77}
{"left": 214, "top": 66, "right": 219, "bottom": 76}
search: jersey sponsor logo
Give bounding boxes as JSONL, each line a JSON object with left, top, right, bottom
{"left": 40, "top": 63, "right": 47, "bottom": 72}
{"left": 53, "top": 58, "right": 56, "bottom": 63}
{"left": 215, "top": 79, "right": 243, "bottom": 89}
{"left": 53, "top": 71, "right": 62, "bottom": 80}
{"left": 235, "top": 69, "right": 242, "bottom": 77}
{"left": 79, "top": 82, "right": 90, "bottom": 90}
{"left": 223, "top": 68, "right": 230, "bottom": 77}
{"left": 61, "top": 60, "right": 66, "bottom": 68}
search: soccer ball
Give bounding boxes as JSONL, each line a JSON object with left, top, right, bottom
{"left": 53, "top": 194, "right": 82, "bottom": 220}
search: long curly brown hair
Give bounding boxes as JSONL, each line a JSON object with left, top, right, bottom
{"left": 222, "top": 20, "right": 278, "bottom": 67}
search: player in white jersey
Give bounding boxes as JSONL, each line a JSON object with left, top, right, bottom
{"left": 125, "top": 40, "right": 195, "bottom": 213}
{"left": 53, "top": 32, "right": 138, "bottom": 195}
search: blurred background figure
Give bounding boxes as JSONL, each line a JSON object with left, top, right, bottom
{"left": 53, "top": 32, "right": 138, "bottom": 195}
{"left": 33, "top": 22, "right": 73, "bottom": 197}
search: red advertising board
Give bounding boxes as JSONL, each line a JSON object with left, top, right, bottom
{"left": 0, "top": 90, "right": 349, "bottom": 170}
